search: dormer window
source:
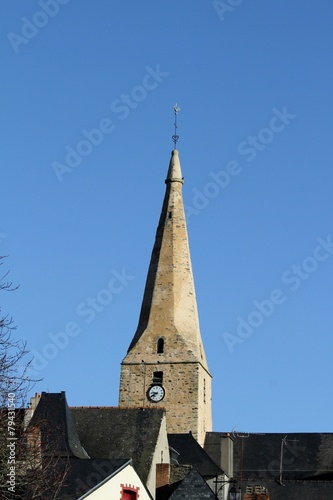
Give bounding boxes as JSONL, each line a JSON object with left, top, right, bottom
{"left": 157, "top": 337, "right": 164, "bottom": 354}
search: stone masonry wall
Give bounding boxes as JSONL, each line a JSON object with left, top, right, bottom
{"left": 119, "top": 361, "right": 211, "bottom": 444}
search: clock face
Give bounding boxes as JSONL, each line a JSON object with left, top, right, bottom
{"left": 147, "top": 385, "right": 165, "bottom": 402}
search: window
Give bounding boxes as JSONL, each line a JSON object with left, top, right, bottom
{"left": 157, "top": 337, "right": 164, "bottom": 353}
{"left": 121, "top": 491, "right": 137, "bottom": 500}
{"left": 153, "top": 371, "right": 163, "bottom": 384}
{"left": 120, "top": 484, "right": 139, "bottom": 500}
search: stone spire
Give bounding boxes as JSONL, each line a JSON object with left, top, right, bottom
{"left": 119, "top": 148, "right": 212, "bottom": 443}
{"left": 125, "top": 149, "right": 209, "bottom": 370}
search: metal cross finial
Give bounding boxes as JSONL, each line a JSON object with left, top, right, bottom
{"left": 172, "top": 103, "right": 180, "bottom": 148}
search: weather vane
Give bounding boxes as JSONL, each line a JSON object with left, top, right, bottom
{"left": 172, "top": 103, "right": 180, "bottom": 148}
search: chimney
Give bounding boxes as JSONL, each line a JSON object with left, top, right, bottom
{"left": 156, "top": 463, "right": 170, "bottom": 489}
{"left": 23, "top": 392, "right": 41, "bottom": 429}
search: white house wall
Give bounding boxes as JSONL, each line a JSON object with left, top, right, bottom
{"left": 145, "top": 413, "right": 170, "bottom": 498}
{"left": 80, "top": 463, "right": 152, "bottom": 500}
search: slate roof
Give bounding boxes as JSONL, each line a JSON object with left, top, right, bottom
{"left": 168, "top": 433, "right": 223, "bottom": 478}
{"left": 60, "top": 457, "right": 131, "bottom": 499}
{"left": 168, "top": 468, "right": 217, "bottom": 499}
{"left": 157, "top": 467, "right": 217, "bottom": 500}
{"left": 27, "top": 392, "right": 89, "bottom": 459}
{"left": 71, "top": 406, "right": 166, "bottom": 483}
{"left": 230, "top": 432, "right": 333, "bottom": 481}
{"left": 206, "top": 432, "right": 333, "bottom": 500}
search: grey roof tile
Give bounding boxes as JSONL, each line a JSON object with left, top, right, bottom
{"left": 168, "top": 468, "right": 217, "bottom": 499}
{"left": 71, "top": 406, "right": 165, "bottom": 482}
{"left": 27, "top": 392, "right": 89, "bottom": 459}
{"left": 168, "top": 433, "right": 223, "bottom": 478}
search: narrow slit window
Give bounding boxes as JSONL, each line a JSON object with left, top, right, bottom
{"left": 203, "top": 378, "right": 206, "bottom": 403}
{"left": 153, "top": 371, "right": 163, "bottom": 384}
{"left": 168, "top": 211, "right": 172, "bottom": 219}
{"left": 157, "top": 337, "right": 164, "bottom": 354}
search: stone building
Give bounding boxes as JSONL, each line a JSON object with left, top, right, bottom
{"left": 119, "top": 148, "right": 212, "bottom": 446}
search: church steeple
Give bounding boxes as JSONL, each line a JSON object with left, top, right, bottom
{"left": 119, "top": 148, "right": 212, "bottom": 445}
{"left": 126, "top": 149, "right": 209, "bottom": 370}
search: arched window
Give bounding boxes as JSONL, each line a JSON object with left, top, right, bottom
{"left": 157, "top": 337, "right": 164, "bottom": 354}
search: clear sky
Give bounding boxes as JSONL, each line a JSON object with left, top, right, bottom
{"left": 1, "top": 1, "right": 333, "bottom": 433}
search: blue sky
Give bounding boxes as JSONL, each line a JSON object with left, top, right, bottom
{"left": 1, "top": 1, "right": 333, "bottom": 433}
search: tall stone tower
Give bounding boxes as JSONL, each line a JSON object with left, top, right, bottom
{"left": 119, "top": 149, "right": 212, "bottom": 445}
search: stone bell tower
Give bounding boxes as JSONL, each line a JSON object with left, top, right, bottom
{"left": 119, "top": 148, "right": 212, "bottom": 445}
